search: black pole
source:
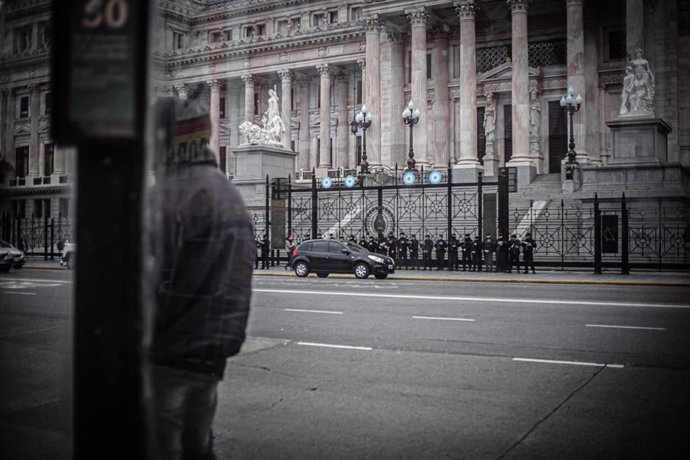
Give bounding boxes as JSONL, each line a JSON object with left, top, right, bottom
{"left": 288, "top": 175, "right": 292, "bottom": 238}
{"left": 44, "top": 214, "right": 49, "bottom": 260}
{"left": 594, "top": 193, "right": 602, "bottom": 274}
{"left": 311, "top": 168, "right": 318, "bottom": 239}
{"left": 265, "top": 175, "right": 270, "bottom": 243}
{"left": 477, "top": 170, "right": 483, "bottom": 237}
{"left": 447, "top": 161, "right": 453, "bottom": 240}
{"left": 50, "top": 218, "right": 55, "bottom": 260}
{"left": 560, "top": 199, "right": 565, "bottom": 271}
{"left": 498, "top": 168, "right": 509, "bottom": 240}
{"left": 622, "top": 193, "right": 630, "bottom": 275}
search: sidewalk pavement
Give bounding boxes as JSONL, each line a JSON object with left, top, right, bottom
{"left": 24, "top": 258, "right": 689, "bottom": 287}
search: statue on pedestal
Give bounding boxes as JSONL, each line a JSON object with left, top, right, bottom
{"left": 529, "top": 89, "right": 541, "bottom": 157}
{"left": 483, "top": 93, "right": 496, "bottom": 157}
{"left": 239, "top": 87, "right": 286, "bottom": 146}
{"left": 619, "top": 48, "right": 655, "bottom": 116}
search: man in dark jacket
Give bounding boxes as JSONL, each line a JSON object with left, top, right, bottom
{"left": 260, "top": 234, "right": 270, "bottom": 269}
{"left": 448, "top": 234, "right": 460, "bottom": 271}
{"left": 397, "top": 232, "right": 409, "bottom": 269}
{"left": 434, "top": 234, "right": 447, "bottom": 271}
{"left": 483, "top": 233, "right": 496, "bottom": 272}
{"left": 149, "top": 95, "right": 254, "bottom": 460}
{"left": 496, "top": 234, "right": 509, "bottom": 273}
{"left": 522, "top": 232, "right": 537, "bottom": 274}
{"left": 471, "top": 235, "right": 483, "bottom": 272}
{"left": 462, "top": 233, "right": 473, "bottom": 271}
{"left": 422, "top": 234, "right": 434, "bottom": 270}
{"left": 508, "top": 233, "right": 521, "bottom": 273}
{"left": 367, "top": 235, "right": 378, "bottom": 253}
{"left": 386, "top": 232, "right": 398, "bottom": 261}
{"left": 409, "top": 234, "right": 419, "bottom": 269}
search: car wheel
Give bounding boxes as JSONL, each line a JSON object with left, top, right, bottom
{"left": 294, "top": 261, "right": 309, "bottom": 277}
{"left": 316, "top": 273, "right": 329, "bottom": 278}
{"left": 354, "top": 263, "right": 370, "bottom": 279}
{"left": 374, "top": 273, "right": 388, "bottom": 280}
{"left": 66, "top": 258, "right": 74, "bottom": 270}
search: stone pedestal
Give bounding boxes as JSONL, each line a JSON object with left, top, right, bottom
{"left": 561, "top": 161, "right": 582, "bottom": 193}
{"left": 451, "top": 164, "right": 483, "bottom": 183}
{"left": 506, "top": 161, "right": 536, "bottom": 188}
{"left": 482, "top": 154, "right": 499, "bottom": 177}
{"left": 605, "top": 117, "right": 671, "bottom": 166}
{"left": 231, "top": 144, "right": 297, "bottom": 207}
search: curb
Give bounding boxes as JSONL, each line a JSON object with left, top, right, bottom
{"left": 252, "top": 271, "right": 690, "bottom": 288}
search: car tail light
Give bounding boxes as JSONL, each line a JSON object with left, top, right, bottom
{"left": 292, "top": 247, "right": 298, "bottom": 257}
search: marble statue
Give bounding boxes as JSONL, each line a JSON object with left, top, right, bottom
{"left": 239, "top": 87, "right": 286, "bottom": 146}
{"left": 483, "top": 93, "right": 496, "bottom": 156}
{"left": 529, "top": 89, "right": 541, "bottom": 157}
{"left": 619, "top": 48, "right": 655, "bottom": 116}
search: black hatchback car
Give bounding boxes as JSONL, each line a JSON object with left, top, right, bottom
{"left": 292, "top": 239, "right": 395, "bottom": 279}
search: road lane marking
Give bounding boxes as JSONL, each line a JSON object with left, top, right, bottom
{"left": 2, "top": 291, "right": 37, "bottom": 295}
{"left": 412, "top": 316, "right": 475, "bottom": 322}
{"left": 1, "top": 277, "right": 72, "bottom": 284}
{"left": 284, "top": 308, "right": 343, "bottom": 315}
{"left": 586, "top": 324, "right": 667, "bottom": 331}
{"left": 513, "top": 357, "right": 624, "bottom": 369}
{"left": 297, "top": 341, "right": 372, "bottom": 351}
{"left": 255, "top": 288, "right": 689, "bottom": 310}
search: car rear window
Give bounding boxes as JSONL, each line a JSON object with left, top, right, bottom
{"left": 327, "top": 241, "right": 344, "bottom": 254}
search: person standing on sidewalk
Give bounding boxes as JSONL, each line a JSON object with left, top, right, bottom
{"left": 387, "top": 232, "right": 398, "bottom": 262}
{"left": 483, "top": 233, "right": 496, "bottom": 273}
{"left": 260, "top": 234, "right": 270, "bottom": 269}
{"left": 462, "top": 233, "right": 473, "bottom": 271}
{"left": 434, "top": 234, "right": 447, "bottom": 271}
{"left": 397, "top": 232, "right": 409, "bottom": 270}
{"left": 285, "top": 234, "right": 296, "bottom": 270}
{"left": 409, "top": 234, "right": 419, "bottom": 270}
{"left": 448, "top": 234, "right": 460, "bottom": 271}
{"left": 508, "top": 234, "right": 521, "bottom": 273}
{"left": 422, "top": 234, "right": 434, "bottom": 270}
{"left": 496, "top": 234, "right": 509, "bottom": 273}
{"left": 149, "top": 94, "right": 254, "bottom": 460}
{"left": 522, "top": 232, "right": 537, "bottom": 274}
{"left": 471, "top": 235, "right": 483, "bottom": 272}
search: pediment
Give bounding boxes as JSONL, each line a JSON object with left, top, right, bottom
{"left": 478, "top": 61, "right": 541, "bottom": 83}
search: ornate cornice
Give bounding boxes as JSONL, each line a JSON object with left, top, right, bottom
{"left": 507, "top": 0, "right": 530, "bottom": 14}
{"left": 454, "top": 1, "right": 478, "bottom": 21}
{"left": 406, "top": 7, "right": 428, "bottom": 27}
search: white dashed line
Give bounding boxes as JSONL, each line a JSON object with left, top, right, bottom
{"left": 412, "top": 316, "right": 475, "bottom": 322}
{"left": 297, "top": 341, "right": 372, "bottom": 351}
{"left": 586, "top": 324, "right": 666, "bottom": 331}
{"left": 284, "top": 309, "right": 343, "bottom": 315}
{"left": 513, "top": 357, "right": 624, "bottom": 369}
{"left": 2, "top": 291, "right": 37, "bottom": 295}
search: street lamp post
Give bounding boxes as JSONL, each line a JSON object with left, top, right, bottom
{"left": 560, "top": 85, "right": 582, "bottom": 180}
{"left": 350, "top": 104, "right": 373, "bottom": 175}
{"left": 402, "top": 101, "right": 421, "bottom": 171}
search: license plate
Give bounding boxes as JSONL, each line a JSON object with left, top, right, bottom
{"left": 387, "top": 264, "right": 393, "bottom": 270}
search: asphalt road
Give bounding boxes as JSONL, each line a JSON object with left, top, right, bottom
{"left": 1, "top": 269, "right": 689, "bottom": 459}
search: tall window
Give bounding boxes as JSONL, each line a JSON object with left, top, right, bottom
{"left": 477, "top": 107, "right": 486, "bottom": 164}
{"left": 19, "top": 96, "right": 29, "bottom": 118}
{"left": 16, "top": 146, "right": 29, "bottom": 178}
{"left": 548, "top": 100, "right": 567, "bottom": 173}
{"left": 313, "top": 13, "right": 325, "bottom": 27}
{"left": 452, "top": 45, "right": 461, "bottom": 79}
{"left": 219, "top": 146, "right": 226, "bottom": 172}
{"left": 14, "top": 200, "right": 26, "bottom": 219}
{"left": 44, "top": 143, "right": 55, "bottom": 176}
{"left": 504, "top": 105, "right": 513, "bottom": 163}
{"left": 224, "top": 29, "right": 233, "bottom": 41}
{"left": 44, "top": 92, "right": 51, "bottom": 115}
{"left": 426, "top": 53, "right": 432, "bottom": 80}
{"left": 39, "top": 21, "right": 51, "bottom": 47}
{"left": 254, "top": 93, "right": 259, "bottom": 115}
{"left": 219, "top": 97, "right": 226, "bottom": 118}
{"left": 209, "top": 30, "right": 222, "bottom": 44}
{"left": 59, "top": 198, "right": 70, "bottom": 218}
{"left": 255, "top": 24, "right": 266, "bottom": 36}
{"left": 173, "top": 32, "right": 184, "bottom": 50}
{"left": 328, "top": 11, "right": 338, "bottom": 24}
{"left": 34, "top": 199, "right": 51, "bottom": 219}
{"left": 14, "top": 24, "right": 32, "bottom": 52}
{"left": 355, "top": 80, "right": 362, "bottom": 105}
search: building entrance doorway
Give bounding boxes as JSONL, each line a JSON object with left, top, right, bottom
{"left": 548, "top": 100, "right": 567, "bottom": 173}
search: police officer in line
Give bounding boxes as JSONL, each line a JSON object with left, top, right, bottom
{"left": 471, "top": 235, "right": 483, "bottom": 272}
{"left": 377, "top": 233, "right": 388, "bottom": 255}
{"left": 522, "top": 232, "right": 537, "bottom": 274}
{"left": 483, "top": 232, "right": 496, "bottom": 273}
{"left": 348, "top": 234, "right": 356, "bottom": 243}
{"left": 254, "top": 235, "right": 261, "bottom": 269}
{"left": 508, "top": 233, "right": 521, "bottom": 273}
{"left": 386, "top": 232, "right": 398, "bottom": 260}
{"left": 462, "top": 233, "right": 473, "bottom": 271}
{"left": 358, "top": 234, "right": 368, "bottom": 247}
{"left": 422, "top": 234, "right": 434, "bottom": 270}
{"left": 409, "top": 234, "right": 419, "bottom": 269}
{"left": 448, "top": 234, "right": 460, "bottom": 271}
{"left": 496, "top": 234, "right": 509, "bottom": 273}
{"left": 304, "top": 232, "right": 311, "bottom": 242}
{"left": 397, "top": 232, "right": 410, "bottom": 269}
{"left": 434, "top": 234, "right": 447, "bottom": 271}
{"left": 260, "top": 233, "right": 270, "bottom": 269}
{"left": 367, "top": 235, "right": 378, "bottom": 253}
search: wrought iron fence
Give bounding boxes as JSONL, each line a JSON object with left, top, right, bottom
{"left": 0, "top": 212, "right": 74, "bottom": 259}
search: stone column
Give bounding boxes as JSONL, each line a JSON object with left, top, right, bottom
{"left": 227, "top": 79, "right": 241, "bottom": 148}
{"left": 336, "top": 75, "right": 350, "bottom": 169}
{"left": 208, "top": 80, "right": 221, "bottom": 163}
{"left": 382, "top": 31, "right": 406, "bottom": 168}
{"left": 455, "top": 1, "right": 479, "bottom": 168}
{"left": 567, "top": 0, "right": 589, "bottom": 164}
{"left": 6, "top": 89, "right": 15, "bottom": 157}
{"left": 506, "top": 0, "right": 534, "bottom": 183}
{"left": 241, "top": 74, "right": 255, "bottom": 123}
{"left": 363, "top": 15, "right": 381, "bottom": 166}
{"left": 29, "top": 85, "right": 40, "bottom": 177}
{"left": 298, "top": 79, "right": 311, "bottom": 171}
{"left": 626, "top": 0, "right": 645, "bottom": 56}
{"left": 278, "top": 69, "right": 293, "bottom": 149}
{"left": 317, "top": 64, "right": 332, "bottom": 170}
{"left": 433, "top": 33, "right": 450, "bottom": 167}
{"left": 407, "top": 7, "right": 428, "bottom": 166}
{"left": 0, "top": 91, "right": 5, "bottom": 168}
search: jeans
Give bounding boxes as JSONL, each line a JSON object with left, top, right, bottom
{"left": 152, "top": 364, "right": 220, "bottom": 460}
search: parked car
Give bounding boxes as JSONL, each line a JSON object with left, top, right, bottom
{"left": 0, "top": 247, "right": 12, "bottom": 273}
{"left": 0, "top": 239, "right": 26, "bottom": 270}
{"left": 291, "top": 239, "right": 395, "bottom": 279}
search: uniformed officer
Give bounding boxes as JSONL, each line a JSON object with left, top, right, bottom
{"left": 386, "top": 232, "right": 398, "bottom": 261}
{"left": 448, "top": 234, "right": 460, "bottom": 271}
{"left": 471, "top": 235, "right": 483, "bottom": 272}
{"left": 367, "top": 235, "right": 378, "bottom": 253}
{"left": 397, "top": 232, "right": 410, "bottom": 269}
{"left": 483, "top": 233, "right": 496, "bottom": 273}
{"left": 434, "top": 234, "right": 447, "bottom": 271}
{"left": 377, "top": 233, "right": 388, "bottom": 255}
{"left": 409, "top": 234, "right": 419, "bottom": 269}
{"left": 260, "top": 234, "right": 270, "bottom": 269}
{"left": 496, "top": 234, "right": 509, "bottom": 273}
{"left": 348, "top": 234, "right": 356, "bottom": 243}
{"left": 462, "top": 233, "right": 473, "bottom": 271}
{"left": 254, "top": 235, "right": 261, "bottom": 269}
{"left": 422, "top": 234, "right": 434, "bottom": 270}
{"left": 522, "top": 232, "right": 537, "bottom": 274}
{"left": 358, "top": 234, "right": 368, "bottom": 248}
{"left": 508, "top": 233, "right": 521, "bottom": 273}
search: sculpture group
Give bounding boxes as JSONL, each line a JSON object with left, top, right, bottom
{"left": 619, "top": 48, "right": 655, "bottom": 116}
{"left": 239, "top": 87, "right": 286, "bottom": 146}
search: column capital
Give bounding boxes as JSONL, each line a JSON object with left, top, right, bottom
{"left": 241, "top": 74, "right": 255, "bottom": 85}
{"left": 566, "top": 0, "right": 583, "bottom": 6}
{"left": 507, "top": 0, "right": 530, "bottom": 14}
{"left": 357, "top": 58, "right": 366, "bottom": 72}
{"left": 207, "top": 79, "right": 221, "bottom": 91}
{"left": 454, "top": 0, "right": 478, "bottom": 20}
{"left": 361, "top": 14, "right": 381, "bottom": 32}
{"left": 316, "top": 63, "right": 332, "bottom": 78}
{"left": 278, "top": 69, "right": 293, "bottom": 83}
{"left": 174, "top": 84, "right": 188, "bottom": 98}
{"left": 406, "top": 7, "right": 428, "bottom": 27}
